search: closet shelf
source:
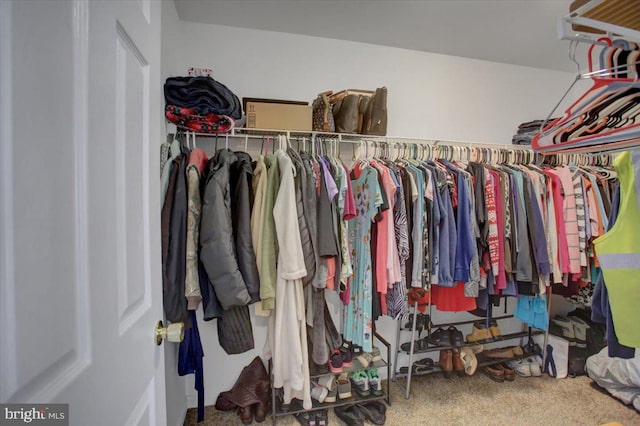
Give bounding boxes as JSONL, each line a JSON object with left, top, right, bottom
{"left": 169, "top": 125, "right": 535, "bottom": 151}
{"left": 309, "top": 359, "right": 388, "bottom": 380}
{"left": 398, "top": 314, "right": 516, "bottom": 332}
{"left": 393, "top": 349, "right": 542, "bottom": 379}
{"left": 269, "top": 331, "right": 391, "bottom": 423}
{"left": 273, "top": 391, "right": 388, "bottom": 417}
{"left": 398, "top": 330, "right": 544, "bottom": 355}
{"left": 559, "top": 0, "right": 640, "bottom": 44}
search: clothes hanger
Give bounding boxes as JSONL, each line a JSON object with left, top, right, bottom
{"left": 534, "top": 40, "right": 640, "bottom": 153}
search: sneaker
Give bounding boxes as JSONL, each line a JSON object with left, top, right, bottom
{"left": 367, "top": 368, "right": 383, "bottom": 396}
{"left": 337, "top": 373, "right": 352, "bottom": 399}
{"left": 311, "top": 383, "right": 328, "bottom": 403}
{"left": 552, "top": 316, "right": 576, "bottom": 346}
{"left": 507, "top": 359, "right": 532, "bottom": 377}
{"left": 340, "top": 346, "right": 354, "bottom": 367}
{"left": 318, "top": 374, "right": 335, "bottom": 391}
{"left": 371, "top": 346, "right": 382, "bottom": 362}
{"left": 329, "top": 350, "right": 344, "bottom": 373}
{"left": 569, "top": 316, "right": 590, "bottom": 348}
{"left": 356, "top": 351, "right": 374, "bottom": 368}
{"left": 324, "top": 385, "right": 338, "bottom": 403}
{"left": 350, "top": 370, "right": 370, "bottom": 396}
{"left": 527, "top": 356, "right": 542, "bottom": 377}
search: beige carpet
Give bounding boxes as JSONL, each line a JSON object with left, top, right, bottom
{"left": 184, "top": 374, "right": 639, "bottom": 425}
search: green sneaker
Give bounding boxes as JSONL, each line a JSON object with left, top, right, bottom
{"left": 349, "top": 370, "right": 370, "bottom": 396}
{"left": 367, "top": 368, "right": 383, "bottom": 396}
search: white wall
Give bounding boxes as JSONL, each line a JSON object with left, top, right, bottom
{"left": 160, "top": 12, "right": 580, "bottom": 408}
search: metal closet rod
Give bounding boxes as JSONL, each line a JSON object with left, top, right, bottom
{"left": 171, "top": 126, "right": 534, "bottom": 151}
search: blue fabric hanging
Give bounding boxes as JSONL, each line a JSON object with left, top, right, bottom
{"left": 179, "top": 310, "right": 205, "bottom": 422}
{"left": 515, "top": 294, "right": 548, "bottom": 330}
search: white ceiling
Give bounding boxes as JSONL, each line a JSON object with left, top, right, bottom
{"left": 173, "top": 0, "right": 577, "bottom": 72}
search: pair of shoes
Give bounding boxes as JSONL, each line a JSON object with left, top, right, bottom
{"left": 428, "top": 326, "right": 464, "bottom": 347}
{"left": 238, "top": 401, "right": 270, "bottom": 425}
{"left": 482, "top": 345, "right": 524, "bottom": 359}
{"left": 507, "top": 356, "right": 542, "bottom": 377}
{"left": 311, "top": 374, "right": 336, "bottom": 403}
{"left": 552, "top": 316, "right": 590, "bottom": 347}
{"left": 294, "top": 409, "right": 327, "bottom": 426}
{"left": 334, "top": 402, "right": 387, "bottom": 426}
{"left": 483, "top": 364, "right": 515, "bottom": 382}
{"left": 439, "top": 349, "right": 459, "bottom": 378}
{"left": 356, "top": 401, "right": 386, "bottom": 425}
{"left": 398, "top": 357, "right": 440, "bottom": 376}
{"left": 356, "top": 346, "right": 381, "bottom": 367}
{"left": 404, "top": 313, "right": 431, "bottom": 336}
{"left": 350, "top": 368, "right": 383, "bottom": 396}
{"left": 466, "top": 320, "right": 501, "bottom": 343}
{"left": 400, "top": 339, "right": 428, "bottom": 353}
{"left": 497, "top": 363, "right": 515, "bottom": 381}
{"left": 483, "top": 365, "right": 506, "bottom": 382}
{"left": 337, "top": 372, "right": 352, "bottom": 400}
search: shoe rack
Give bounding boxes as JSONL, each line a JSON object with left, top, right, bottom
{"left": 392, "top": 298, "right": 544, "bottom": 399}
{"left": 268, "top": 331, "right": 392, "bottom": 425}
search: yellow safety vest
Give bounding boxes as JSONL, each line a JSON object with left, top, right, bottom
{"left": 593, "top": 150, "right": 640, "bottom": 348}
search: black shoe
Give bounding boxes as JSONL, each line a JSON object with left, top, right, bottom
{"left": 427, "top": 327, "right": 451, "bottom": 346}
{"left": 356, "top": 401, "right": 386, "bottom": 425}
{"left": 335, "top": 404, "right": 364, "bottom": 426}
{"left": 403, "top": 314, "right": 415, "bottom": 329}
{"left": 417, "top": 313, "right": 431, "bottom": 337}
{"left": 316, "top": 409, "right": 328, "bottom": 426}
{"left": 448, "top": 326, "right": 464, "bottom": 347}
{"left": 294, "top": 411, "right": 316, "bottom": 426}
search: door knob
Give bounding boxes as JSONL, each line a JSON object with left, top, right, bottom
{"left": 155, "top": 320, "right": 184, "bottom": 345}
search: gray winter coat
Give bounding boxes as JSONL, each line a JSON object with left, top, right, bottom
{"left": 200, "top": 149, "right": 251, "bottom": 309}
{"left": 230, "top": 151, "right": 260, "bottom": 303}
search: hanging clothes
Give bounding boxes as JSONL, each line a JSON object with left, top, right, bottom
{"left": 268, "top": 149, "right": 311, "bottom": 410}
{"left": 344, "top": 164, "right": 383, "bottom": 352}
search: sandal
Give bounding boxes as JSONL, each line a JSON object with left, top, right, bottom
{"left": 414, "top": 357, "right": 435, "bottom": 367}
{"left": 294, "top": 411, "right": 316, "bottom": 426}
{"left": 316, "top": 409, "right": 328, "bottom": 426}
{"left": 400, "top": 338, "right": 428, "bottom": 353}
{"left": 399, "top": 362, "right": 439, "bottom": 376}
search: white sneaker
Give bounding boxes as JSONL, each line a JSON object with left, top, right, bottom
{"left": 507, "top": 359, "right": 531, "bottom": 377}
{"left": 318, "top": 374, "right": 335, "bottom": 391}
{"left": 311, "top": 384, "right": 328, "bottom": 403}
{"left": 527, "top": 356, "right": 542, "bottom": 377}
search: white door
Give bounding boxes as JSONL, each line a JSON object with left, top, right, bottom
{"left": 0, "top": 0, "right": 166, "bottom": 425}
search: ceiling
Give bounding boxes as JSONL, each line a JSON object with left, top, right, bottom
{"left": 173, "top": 0, "right": 578, "bottom": 72}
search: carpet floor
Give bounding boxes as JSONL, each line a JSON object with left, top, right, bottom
{"left": 184, "top": 374, "right": 639, "bottom": 425}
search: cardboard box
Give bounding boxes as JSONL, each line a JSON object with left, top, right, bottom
{"left": 243, "top": 98, "right": 312, "bottom": 131}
